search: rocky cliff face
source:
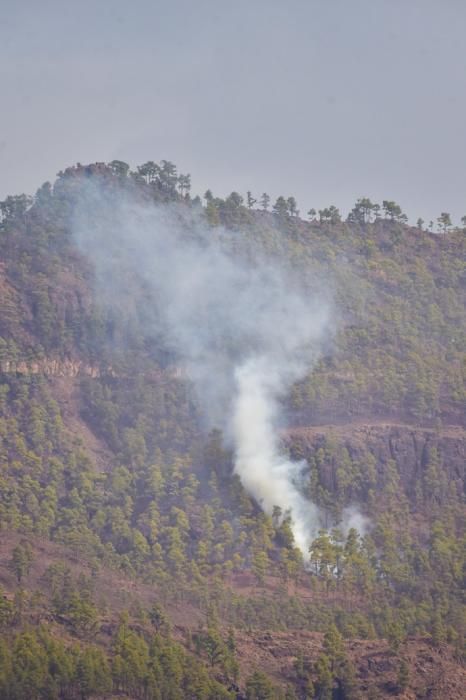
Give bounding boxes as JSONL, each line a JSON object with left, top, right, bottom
{"left": 0, "top": 358, "right": 186, "bottom": 380}
{"left": 0, "top": 358, "right": 103, "bottom": 377}
{"left": 287, "top": 421, "right": 465, "bottom": 503}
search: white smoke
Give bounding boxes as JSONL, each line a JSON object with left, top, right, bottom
{"left": 233, "top": 359, "right": 321, "bottom": 552}
{"left": 341, "top": 505, "right": 370, "bottom": 537}
{"left": 72, "top": 183, "right": 335, "bottom": 551}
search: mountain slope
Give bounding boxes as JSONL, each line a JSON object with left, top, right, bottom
{"left": 0, "top": 161, "right": 464, "bottom": 699}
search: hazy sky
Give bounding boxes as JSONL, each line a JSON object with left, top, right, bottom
{"left": 1, "top": 0, "right": 466, "bottom": 223}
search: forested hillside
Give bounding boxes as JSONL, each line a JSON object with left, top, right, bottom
{"left": 0, "top": 161, "right": 464, "bottom": 699}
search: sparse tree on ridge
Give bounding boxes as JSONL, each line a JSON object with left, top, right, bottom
{"left": 273, "top": 196, "right": 289, "bottom": 219}
{"left": 0, "top": 194, "right": 32, "bottom": 223}
{"left": 108, "top": 160, "right": 130, "bottom": 177}
{"left": 437, "top": 212, "right": 451, "bottom": 234}
{"left": 226, "top": 192, "right": 243, "bottom": 208}
{"left": 287, "top": 196, "right": 299, "bottom": 217}
{"left": 137, "top": 161, "right": 159, "bottom": 184}
{"left": 247, "top": 191, "right": 257, "bottom": 209}
{"left": 260, "top": 192, "right": 270, "bottom": 210}
{"left": 178, "top": 174, "right": 191, "bottom": 197}
{"left": 382, "top": 200, "right": 407, "bottom": 223}
{"left": 319, "top": 206, "right": 341, "bottom": 224}
{"left": 158, "top": 160, "right": 178, "bottom": 195}
{"left": 348, "top": 197, "right": 378, "bottom": 224}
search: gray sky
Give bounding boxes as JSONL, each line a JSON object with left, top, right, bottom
{"left": 1, "top": 0, "right": 466, "bottom": 224}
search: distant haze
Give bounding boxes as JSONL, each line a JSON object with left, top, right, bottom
{"left": 1, "top": 0, "right": 466, "bottom": 224}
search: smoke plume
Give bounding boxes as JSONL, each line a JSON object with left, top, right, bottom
{"left": 73, "top": 184, "right": 333, "bottom": 552}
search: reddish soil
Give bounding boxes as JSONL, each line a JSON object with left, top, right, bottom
{"left": 1, "top": 533, "right": 465, "bottom": 698}
{"left": 235, "top": 630, "right": 466, "bottom": 699}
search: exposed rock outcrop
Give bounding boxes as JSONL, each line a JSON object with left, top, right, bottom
{"left": 0, "top": 358, "right": 104, "bottom": 377}
{"left": 287, "top": 421, "right": 466, "bottom": 499}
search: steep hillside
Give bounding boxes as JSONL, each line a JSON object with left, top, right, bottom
{"left": 0, "top": 161, "right": 464, "bottom": 699}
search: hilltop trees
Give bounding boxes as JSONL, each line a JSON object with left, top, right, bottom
{"left": 347, "top": 198, "right": 380, "bottom": 224}
{"left": 108, "top": 160, "right": 130, "bottom": 177}
{"left": 260, "top": 193, "right": 270, "bottom": 210}
{"left": 318, "top": 206, "right": 341, "bottom": 224}
{"left": 0, "top": 194, "right": 32, "bottom": 225}
{"left": 247, "top": 191, "right": 257, "bottom": 209}
{"left": 382, "top": 200, "right": 407, "bottom": 223}
{"left": 3, "top": 158, "right": 465, "bottom": 236}
{"left": 130, "top": 159, "right": 190, "bottom": 201}
{"left": 437, "top": 212, "right": 452, "bottom": 233}
{"left": 271, "top": 195, "right": 301, "bottom": 220}
{"left": 136, "top": 160, "right": 159, "bottom": 184}
{"left": 273, "top": 196, "right": 290, "bottom": 219}
{"left": 287, "top": 196, "right": 299, "bottom": 217}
